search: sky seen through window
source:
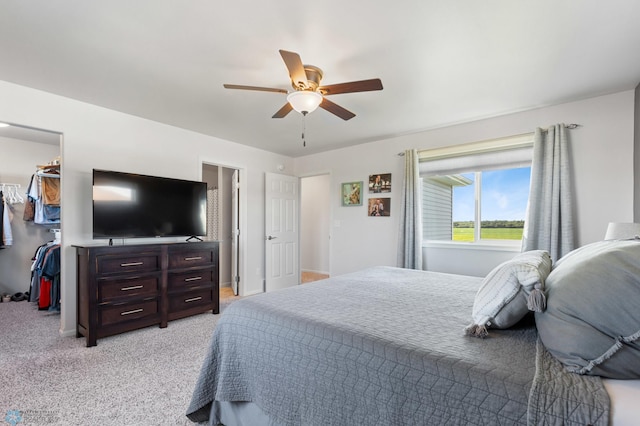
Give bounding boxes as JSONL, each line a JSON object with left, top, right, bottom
{"left": 452, "top": 167, "right": 531, "bottom": 222}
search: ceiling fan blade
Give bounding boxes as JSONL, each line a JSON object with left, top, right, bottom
{"left": 223, "top": 84, "right": 287, "bottom": 94}
{"left": 319, "top": 78, "right": 383, "bottom": 96}
{"left": 279, "top": 50, "right": 308, "bottom": 90}
{"left": 272, "top": 102, "right": 293, "bottom": 119}
{"left": 319, "top": 98, "right": 356, "bottom": 121}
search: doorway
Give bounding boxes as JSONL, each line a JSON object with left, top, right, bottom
{"left": 300, "top": 174, "right": 330, "bottom": 282}
{"left": 0, "top": 123, "right": 62, "bottom": 303}
{"left": 202, "top": 163, "right": 241, "bottom": 296}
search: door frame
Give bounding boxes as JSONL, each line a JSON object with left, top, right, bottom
{"left": 200, "top": 158, "right": 247, "bottom": 297}
{"left": 231, "top": 169, "right": 239, "bottom": 295}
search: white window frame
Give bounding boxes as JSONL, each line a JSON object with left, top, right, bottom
{"left": 419, "top": 133, "right": 534, "bottom": 249}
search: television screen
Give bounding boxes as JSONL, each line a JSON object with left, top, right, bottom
{"left": 92, "top": 169, "right": 207, "bottom": 239}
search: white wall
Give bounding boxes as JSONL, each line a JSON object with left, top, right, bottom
{"left": 2, "top": 77, "right": 635, "bottom": 335}
{"left": 295, "top": 145, "right": 404, "bottom": 276}
{"left": 294, "top": 90, "right": 636, "bottom": 277}
{"left": 0, "top": 80, "right": 293, "bottom": 336}
{"left": 300, "top": 174, "right": 330, "bottom": 275}
{"left": 0, "top": 136, "right": 60, "bottom": 295}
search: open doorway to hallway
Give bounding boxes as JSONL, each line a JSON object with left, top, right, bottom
{"left": 300, "top": 174, "right": 330, "bottom": 284}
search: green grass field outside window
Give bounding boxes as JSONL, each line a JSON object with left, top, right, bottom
{"left": 452, "top": 227, "right": 523, "bottom": 242}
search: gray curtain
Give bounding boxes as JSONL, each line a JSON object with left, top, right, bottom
{"left": 521, "top": 124, "right": 574, "bottom": 261}
{"left": 397, "top": 149, "right": 423, "bottom": 269}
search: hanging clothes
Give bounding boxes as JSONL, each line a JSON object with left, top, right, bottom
{"left": 0, "top": 191, "right": 4, "bottom": 248}
{"left": 41, "top": 176, "right": 60, "bottom": 205}
{"left": 27, "top": 172, "right": 60, "bottom": 225}
{"left": 0, "top": 183, "right": 24, "bottom": 247}
{"left": 0, "top": 191, "right": 13, "bottom": 247}
{"left": 29, "top": 241, "right": 61, "bottom": 311}
{"left": 2, "top": 194, "right": 12, "bottom": 246}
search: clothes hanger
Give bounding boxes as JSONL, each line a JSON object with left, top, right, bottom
{"left": 9, "top": 185, "right": 17, "bottom": 204}
{"left": 13, "top": 185, "right": 24, "bottom": 204}
{"left": 0, "top": 184, "right": 25, "bottom": 204}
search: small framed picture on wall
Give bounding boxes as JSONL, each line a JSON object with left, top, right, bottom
{"left": 368, "top": 173, "right": 391, "bottom": 193}
{"left": 368, "top": 197, "right": 391, "bottom": 216}
{"left": 341, "top": 181, "right": 363, "bottom": 206}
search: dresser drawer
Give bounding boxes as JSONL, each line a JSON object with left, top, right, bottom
{"left": 100, "top": 299, "right": 159, "bottom": 326}
{"left": 98, "top": 275, "right": 159, "bottom": 302}
{"left": 169, "top": 287, "right": 213, "bottom": 313}
{"left": 168, "top": 268, "right": 214, "bottom": 291}
{"left": 97, "top": 253, "right": 161, "bottom": 275}
{"left": 168, "top": 248, "right": 215, "bottom": 269}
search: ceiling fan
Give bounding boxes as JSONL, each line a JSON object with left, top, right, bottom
{"left": 223, "top": 50, "right": 383, "bottom": 121}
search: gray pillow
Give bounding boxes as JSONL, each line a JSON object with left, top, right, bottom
{"left": 535, "top": 240, "right": 640, "bottom": 379}
{"left": 465, "top": 250, "right": 551, "bottom": 337}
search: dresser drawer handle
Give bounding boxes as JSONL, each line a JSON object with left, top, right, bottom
{"left": 120, "top": 308, "right": 144, "bottom": 316}
{"left": 120, "top": 285, "right": 144, "bottom": 291}
{"left": 120, "top": 261, "right": 144, "bottom": 267}
{"left": 184, "top": 296, "right": 202, "bottom": 303}
{"left": 184, "top": 256, "right": 202, "bottom": 261}
{"left": 184, "top": 276, "right": 202, "bottom": 282}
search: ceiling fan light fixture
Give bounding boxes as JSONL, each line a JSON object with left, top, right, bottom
{"left": 287, "top": 91, "right": 322, "bottom": 115}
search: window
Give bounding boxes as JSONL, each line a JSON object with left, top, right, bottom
{"left": 420, "top": 134, "right": 533, "bottom": 244}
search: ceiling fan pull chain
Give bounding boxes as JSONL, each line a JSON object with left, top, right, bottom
{"left": 301, "top": 114, "right": 307, "bottom": 147}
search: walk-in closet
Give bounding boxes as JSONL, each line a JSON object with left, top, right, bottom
{"left": 0, "top": 123, "right": 62, "bottom": 310}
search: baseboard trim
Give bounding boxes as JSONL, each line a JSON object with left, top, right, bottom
{"left": 59, "top": 328, "right": 76, "bottom": 338}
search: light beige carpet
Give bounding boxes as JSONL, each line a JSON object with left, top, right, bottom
{"left": 0, "top": 293, "right": 240, "bottom": 425}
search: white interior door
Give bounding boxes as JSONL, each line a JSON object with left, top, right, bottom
{"left": 265, "top": 172, "right": 299, "bottom": 291}
{"left": 231, "top": 169, "right": 239, "bottom": 295}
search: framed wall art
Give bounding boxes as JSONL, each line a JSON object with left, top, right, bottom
{"left": 368, "top": 173, "right": 391, "bottom": 193}
{"left": 368, "top": 197, "right": 391, "bottom": 216}
{"left": 341, "top": 181, "right": 363, "bottom": 206}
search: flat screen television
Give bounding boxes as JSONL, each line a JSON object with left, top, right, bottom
{"left": 92, "top": 169, "right": 207, "bottom": 240}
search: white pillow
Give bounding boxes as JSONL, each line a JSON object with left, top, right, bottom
{"left": 465, "top": 250, "right": 552, "bottom": 338}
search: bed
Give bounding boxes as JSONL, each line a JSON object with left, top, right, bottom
{"left": 187, "top": 240, "right": 640, "bottom": 426}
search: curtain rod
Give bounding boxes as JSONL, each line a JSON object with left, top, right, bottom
{"left": 397, "top": 123, "right": 581, "bottom": 156}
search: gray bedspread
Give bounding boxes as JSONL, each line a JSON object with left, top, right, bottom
{"left": 529, "top": 338, "right": 609, "bottom": 425}
{"left": 187, "top": 266, "right": 609, "bottom": 425}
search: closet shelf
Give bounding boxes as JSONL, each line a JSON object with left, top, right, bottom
{"left": 36, "top": 164, "right": 61, "bottom": 178}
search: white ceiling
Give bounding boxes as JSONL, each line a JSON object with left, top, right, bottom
{"left": 1, "top": 1, "right": 639, "bottom": 156}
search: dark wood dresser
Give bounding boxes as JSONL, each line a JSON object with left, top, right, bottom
{"left": 75, "top": 241, "right": 219, "bottom": 347}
